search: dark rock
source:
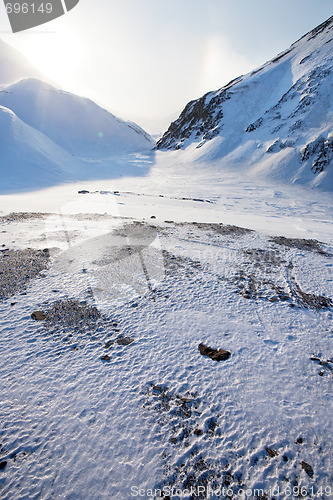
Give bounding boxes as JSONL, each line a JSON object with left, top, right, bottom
{"left": 78, "top": 190, "right": 90, "bottom": 194}
{"left": 199, "top": 344, "right": 231, "bottom": 361}
{"left": 296, "top": 437, "right": 303, "bottom": 444}
{"left": 150, "top": 216, "right": 156, "bottom": 219}
{"left": 194, "top": 429, "right": 203, "bottom": 436}
{"left": 301, "top": 461, "right": 314, "bottom": 478}
{"left": 266, "top": 447, "right": 278, "bottom": 458}
{"left": 0, "top": 461, "right": 7, "bottom": 470}
{"left": 101, "top": 355, "right": 110, "bottom": 362}
{"left": 31, "top": 311, "right": 46, "bottom": 321}
{"left": 181, "top": 398, "right": 191, "bottom": 404}
{"left": 153, "top": 385, "right": 163, "bottom": 392}
{"left": 156, "top": 87, "right": 231, "bottom": 150}
{"left": 246, "top": 117, "right": 263, "bottom": 132}
{"left": 116, "top": 337, "right": 134, "bottom": 346}
{"left": 105, "top": 340, "right": 114, "bottom": 349}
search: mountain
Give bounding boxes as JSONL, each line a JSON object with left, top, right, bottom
{"left": 0, "top": 39, "right": 46, "bottom": 85}
{"left": 0, "top": 78, "right": 154, "bottom": 157}
{"left": 0, "top": 39, "right": 154, "bottom": 168}
{"left": 0, "top": 104, "right": 77, "bottom": 192}
{"left": 156, "top": 16, "right": 333, "bottom": 190}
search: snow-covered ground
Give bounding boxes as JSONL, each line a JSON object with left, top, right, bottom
{"left": 0, "top": 153, "right": 332, "bottom": 499}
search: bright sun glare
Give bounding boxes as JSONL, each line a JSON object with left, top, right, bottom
{"left": 13, "top": 32, "right": 79, "bottom": 88}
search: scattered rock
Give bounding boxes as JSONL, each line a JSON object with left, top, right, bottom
{"left": 270, "top": 236, "right": 329, "bottom": 256}
{"left": 105, "top": 340, "right": 115, "bottom": 349}
{"left": 243, "top": 294, "right": 251, "bottom": 299}
{"left": 194, "top": 429, "right": 203, "bottom": 436}
{"left": 0, "top": 248, "right": 49, "bottom": 302}
{"left": 101, "top": 355, "right": 111, "bottom": 362}
{"left": 31, "top": 311, "right": 46, "bottom": 321}
{"left": 301, "top": 461, "right": 314, "bottom": 478}
{"left": 0, "top": 461, "right": 7, "bottom": 470}
{"left": 116, "top": 337, "right": 134, "bottom": 346}
{"left": 198, "top": 344, "right": 231, "bottom": 362}
{"left": 181, "top": 398, "right": 191, "bottom": 404}
{"left": 153, "top": 386, "right": 163, "bottom": 392}
{"left": 266, "top": 447, "right": 278, "bottom": 458}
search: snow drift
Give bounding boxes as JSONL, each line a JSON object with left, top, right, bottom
{"left": 0, "top": 105, "right": 77, "bottom": 192}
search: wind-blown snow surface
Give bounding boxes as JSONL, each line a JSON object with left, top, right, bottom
{"left": 0, "top": 157, "right": 332, "bottom": 499}
{"left": 0, "top": 17, "right": 332, "bottom": 499}
{"left": 157, "top": 16, "right": 333, "bottom": 191}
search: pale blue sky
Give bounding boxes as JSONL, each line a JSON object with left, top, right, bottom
{"left": 2, "top": 0, "right": 333, "bottom": 133}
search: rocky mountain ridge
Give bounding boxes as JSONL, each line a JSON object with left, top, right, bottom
{"left": 156, "top": 16, "right": 333, "bottom": 190}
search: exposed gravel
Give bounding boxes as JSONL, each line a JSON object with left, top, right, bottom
{"left": 0, "top": 248, "right": 49, "bottom": 301}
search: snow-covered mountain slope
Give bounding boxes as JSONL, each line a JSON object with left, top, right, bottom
{"left": 0, "top": 39, "right": 46, "bottom": 85}
{"left": 0, "top": 78, "right": 155, "bottom": 158}
{"left": 156, "top": 16, "right": 333, "bottom": 191}
{"left": 0, "top": 105, "right": 78, "bottom": 192}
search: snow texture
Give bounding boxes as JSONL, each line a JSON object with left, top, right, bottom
{"left": 0, "top": 16, "right": 332, "bottom": 500}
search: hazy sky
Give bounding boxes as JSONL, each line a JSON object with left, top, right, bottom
{"left": 1, "top": 0, "right": 332, "bottom": 133}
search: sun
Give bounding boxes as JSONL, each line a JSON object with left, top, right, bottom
{"left": 3, "top": 31, "right": 80, "bottom": 89}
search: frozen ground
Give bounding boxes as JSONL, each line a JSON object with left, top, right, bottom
{"left": 0, "top": 156, "right": 332, "bottom": 499}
